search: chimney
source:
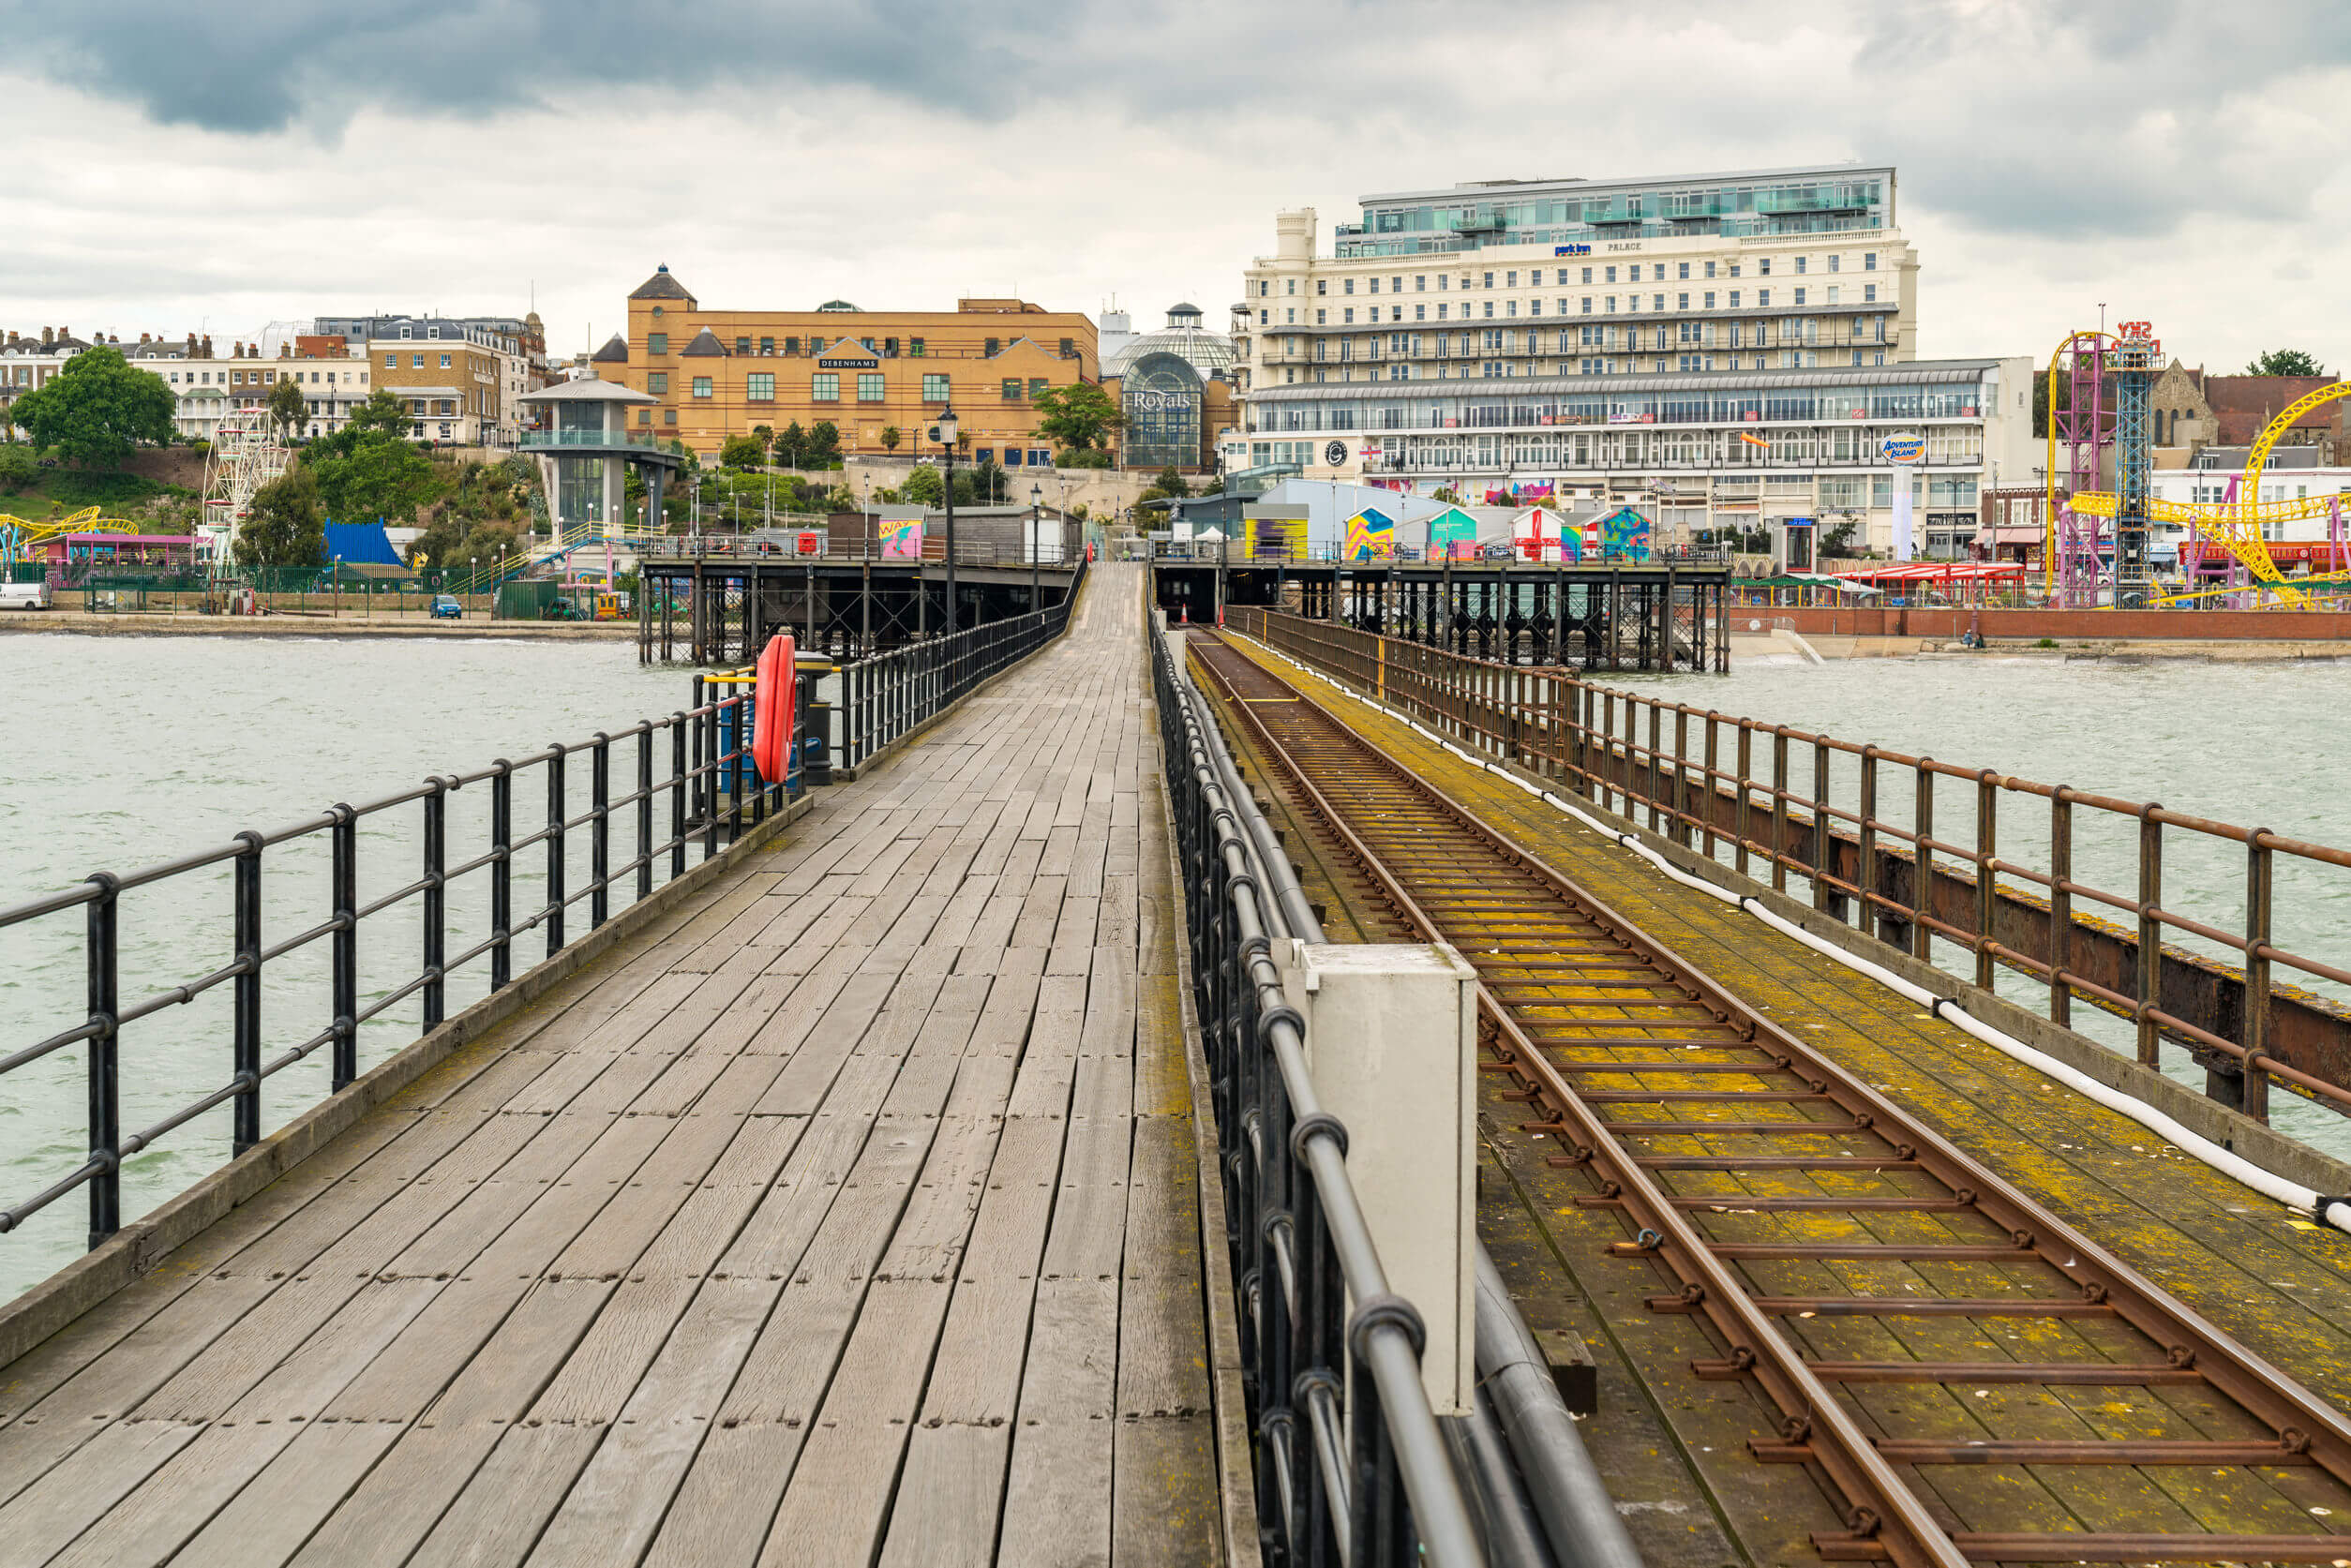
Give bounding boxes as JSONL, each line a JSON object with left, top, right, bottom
{"left": 186, "top": 333, "right": 197, "bottom": 355}
{"left": 140, "top": 332, "right": 150, "bottom": 344}
{"left": 40, "top": 327, "right": 53, "bottom": 347}
{"left": 201, "top": 335, "right": 214, "bottom": 357}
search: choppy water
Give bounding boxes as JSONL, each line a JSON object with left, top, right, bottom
{"left": 1611, "top": 651, "right": 2351, "bottom": 1157}
{"left": 0, "top": 635, "right": 688, "bottom": 1296}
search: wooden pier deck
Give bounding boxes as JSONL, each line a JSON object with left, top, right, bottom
{"left": 0, "top": 564, "right": 1230, "bottom": 1568}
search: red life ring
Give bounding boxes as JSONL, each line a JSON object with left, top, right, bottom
{"left": 751, "top": 633, "right": 796, "bottom": 783}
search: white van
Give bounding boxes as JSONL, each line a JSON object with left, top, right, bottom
{"left": 1, "top": 582, "right": 52, "bottom": 610}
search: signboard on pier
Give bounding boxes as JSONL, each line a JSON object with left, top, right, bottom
{"left": 1883, "top": 432, "right": 1924, "bottom": 560}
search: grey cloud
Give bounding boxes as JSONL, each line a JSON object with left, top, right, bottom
{"left": 0, "top": 0, "right": 1084, "bottom": 132}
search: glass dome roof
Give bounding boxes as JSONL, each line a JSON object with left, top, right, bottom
{"left": 1108, "top": 305, "right": 1237, "bottom": 379}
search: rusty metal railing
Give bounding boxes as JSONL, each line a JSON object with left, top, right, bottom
{"left": 1226, "top": 605, "right": 2351, "bottom": 1125}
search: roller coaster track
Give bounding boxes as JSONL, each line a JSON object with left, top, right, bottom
{"left": 1188, "top": 628, "right": 2351, "bottom": 1568}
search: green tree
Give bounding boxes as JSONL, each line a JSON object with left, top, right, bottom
{"left": 1430, "top": 486, "right": 1464, "bottom": 505}
{"left": 721, "top": 434, "right": 765, "bottom": 470}
{"left": 898, "top": 463, "right": 945, "bottom": 507}
{"left": 825, "top": 483, "right": 857, "bottom": 512}
{"left": 880, "top": 426, "right": 901, "bottom": 454}
{"left": 751, "top": 424, "right": 773, "bottom": 455}
{"left": 1197, "top": 474, "right": 1225, "bottom": 498}
{"left": 0, "top": 444, "right": 37, "bottom": 491}
{"left": 1136, "top": 465, "right": 1191, "bottom": 506}
{"left": 774, "top": 421, "right": 807, "bottom": 470}
{"left": 2244, "top": 349, "right": 2326, "bottom": 377}
{"left": 805, "top": 420, "right": 842, "bottom": 467}
{"left": 309, "top": 429, "right": 440, "bottom": 524}
{"left": 7, "top": 346, "right": 174, "bottom": 468}
{"left": 1057, "top": 447, "right": 1110, "bottom": 470}
{"left": 342, "top": 388, "right": 415, "bottom": 441}
{"left": 234, "top": 467, "right": 326, "bottom": 567}
{"left": 265, "top": 376, "right": 308, "bottom": 442}
{"left": 1029, "top": 381, "right": 1123, "bottom": 453}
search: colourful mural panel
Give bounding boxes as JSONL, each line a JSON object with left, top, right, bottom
{"left": 1597, "top": 506, "right": 1651, "bottom": 560}
{"left": 880, "top": 515, "right": 924, "bottom": 559}
{"left": 1342, "top": 507, "right": 1395, "bottom": 561}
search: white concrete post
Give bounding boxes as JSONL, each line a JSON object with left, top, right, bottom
{"left": 1276, "top": 938, "right": 1478, "bottom": 1416}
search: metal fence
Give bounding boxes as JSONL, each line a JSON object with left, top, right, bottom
{"left": 830, "top": 559, "right": 1089, "bottom": 771}
{"left": 0, "top": 669, "right": 818, "bottom": 1255}
{"left": 1151, "top": 621, "right": 1480, "bottom": 1567}
{"left": 1227, "top": 605, "right": 2351, "bottom": 1127}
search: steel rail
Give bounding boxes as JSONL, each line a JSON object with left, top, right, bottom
{"left": 1189, "top": 631, "right": 2351, "bottom": 1568}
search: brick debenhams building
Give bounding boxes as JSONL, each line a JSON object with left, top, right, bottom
{"left": 596, "top": 265, "right": 1101, "bottom": 469}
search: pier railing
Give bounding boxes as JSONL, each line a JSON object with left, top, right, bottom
{"left": 831, "top": 558, "right": 1088, "bottom": 771}
{"left": 1227, "top": 606, "right": 2351, "bottom": 1126}
{"left": 0, "top": 669, "right": 819, "bottom": 1256}
{"left": 1151, "top": 618, "right": 1481, "bottom": 1568}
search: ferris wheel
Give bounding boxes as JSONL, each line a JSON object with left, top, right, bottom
{"left": 198, "top": 419, "right": 290, "bottom": 570}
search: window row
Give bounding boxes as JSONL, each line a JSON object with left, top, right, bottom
{"left": 651, "top": 371, "right": 1052, "bottom": 404}
{"left": 1261, "top": 251, "right": 1884, "bottom": 300}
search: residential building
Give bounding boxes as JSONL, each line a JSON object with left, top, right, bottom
{"left": 322, "top": 312, "right": 543, "bottom": 445}
{"left": 1235, "top": 167, "right": 1916, "bottom": 402}
{"left": 601, "top": 265, "right": 1101, "bottom": 467}
{"left": 1242, "top": 355, "right": 2035, "bottom": 558}
{"left": 132, "top": 336, "right": 373, "bottom": 441}
{"left": 367, "top": 334, "right": 521, "bottom": 447}
{"left": 0, "top": 327, "right": 97, "bottom": 429}
{"left": 3, "top": 330, "right": 371, "bottom": 441}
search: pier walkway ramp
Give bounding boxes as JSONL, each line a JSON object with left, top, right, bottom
{"left": 0, "top": 563, "right": 1229, "bottom": 1567}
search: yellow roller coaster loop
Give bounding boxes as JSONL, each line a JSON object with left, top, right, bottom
{"left": 2071, "top": 379, "right": 2351, "bottom": 609}
{"left": 2243, "top": 381, "right": 2351, "bottom": 508}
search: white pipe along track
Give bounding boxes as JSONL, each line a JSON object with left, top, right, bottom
{"left": 1230, "top": 634, "right": 2351, "bottom": 1238}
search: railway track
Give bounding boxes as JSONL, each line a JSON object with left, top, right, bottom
{"left": 1186, "top": 629, "right": 2351, "bottom": 1568}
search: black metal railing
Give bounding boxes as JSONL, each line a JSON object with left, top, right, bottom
{"left": 1151, "top": 621, "right": 1480, "bottom": 1567}
{"left": 0, "top": 667, "right": 819, "bottom": 1257}
{"left": 831, "top": 559, "right": 1089, "bottom": 771}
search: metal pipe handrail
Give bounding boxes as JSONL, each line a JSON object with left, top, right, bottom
{"left": 1152, "top": 620, "right": 1482, "bottom": 1566}
{"left": 1226, "top": 604, "right": 2351, "bottom": 1127}
{"left": 0, "top": 668, "right": 822, "bottom": 1252}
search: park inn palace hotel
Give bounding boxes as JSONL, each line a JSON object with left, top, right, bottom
{"left": 1233, "top": 164, "right": 2034, "bottom": 558}
{"left": 594, "top": 267, "right": 1101, "bottom": 473}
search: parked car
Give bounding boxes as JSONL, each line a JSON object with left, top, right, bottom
{"left": 0, "top": 582, "right": 52, "bottom": 611}
{"left": 428, "top": 595, "right": 463, "bottom": 620}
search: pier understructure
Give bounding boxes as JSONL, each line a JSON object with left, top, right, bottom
{"left": 1151, "top": 556, "right": 1732, "bottom": 672}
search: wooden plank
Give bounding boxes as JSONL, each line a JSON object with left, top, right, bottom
{"left": 755, "top": 1277, "right": 957, "bottom": 1568}
{"left": 1112, "top": 1415, "right": 1223, "bottom": 1568}
{"left": 997, "top": 1277, "right": 1119, "bottom": 1568}
{"left": 876, "top": 1425, "right": 1013, "bottom": 1568}
{"left": 0, "top": 1419, "right": 204, "bottom": 1568}
{"left": 164, "top": 1423, "right": 403, "bottom": 1568}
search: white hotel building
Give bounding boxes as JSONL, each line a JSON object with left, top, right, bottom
{"left": 1234, "top": 166, "right": 2035, "bottom": 556}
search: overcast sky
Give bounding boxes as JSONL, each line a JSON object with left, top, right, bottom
{"left": 6, "top": 0, "right": 2346, "bottom": 374}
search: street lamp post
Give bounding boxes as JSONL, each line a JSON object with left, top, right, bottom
{"left": 935, "top": 405, "right": 960, "bottom": 634}
{"left": 1029, "top": 482, "right": 1042, "bottom": 612}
